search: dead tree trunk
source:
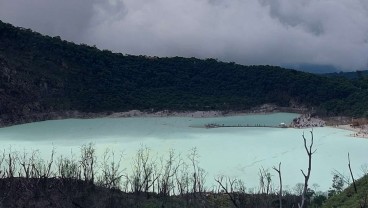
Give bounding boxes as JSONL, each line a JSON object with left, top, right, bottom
{"left": 215, "top": 176, "right": 239, "bottom": 208}
{"left": 273, "top": 162, "right": 282, "bottom": 208}
{"left": 348, "top": 153, "right": 367, "bottom": 208}
{"left": 348, "top": 153, "right": 357, "bottom": 193}
{"left": 298, "top": 131, "right": 316, "bottom": 208}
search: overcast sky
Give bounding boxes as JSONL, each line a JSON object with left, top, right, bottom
{"left": 1, "top": 0, "right": 368, "bottom": 71}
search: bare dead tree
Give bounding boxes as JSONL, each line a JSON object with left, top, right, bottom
{"left": 141, "top": 148, "right": 160, "bottom": 195}
{"left": 257, "top": 167, "right": 273, "bottom": 207}
{"left": 175, "top": 160, "right": 194, "bottom": 206}
{"left": 259, "top": 167, "right": 272, "bottom": 195}
{"left": 331, "top": 169, "right": 351, "bottom": 186}
{"left": 189, "top": 147, "right": 199, "bottom": 195}
{"left": 175, "top": 162, "right": 190, "bottom": 196}
{"left": 98, "top": 148, "right": 125, "bottom": 189}
{"left": 150, "top": 161, "right": 161, "bottom": 194}
{"left": 294, "top": 183, "right": 305, "bottom": 196}
{"left": 159, "top": 149, "right": 180, "bottom": 197}
{"left": 0, "top": 151, "right": 6, "bottom": 178}
{"left": 57, "top": 155, "right": 81, "bottom": 180}
{"left": 18, "top": 150, "right": 38, "bottom": 179}
{"left": 196, "top": 167, "right": 207, "bottom": 194}
{"left": 37, "top": 147, "right": 55, "bottom": 178}
{"left": 5, "top": 150, "right": 17, "bottom": 178}
{"left": 299, "top": 131, "right": 316, "bottom": 208}
{"left": 0, "top": 150, "right": 13, "bottom": 205}
{"left": 129, "top": 146, "right": 161, "bottom": 195}
{"left": 130, "top": 148, "right": 144, "bottom": 194}
{"left": 188, "top": 147, "right": 206, "bottom": 196}
{"left": 80, "top": 143, "right": 96, "bottom": 184}
{"left": 273, "top": 162, "right": 282, "bottom": 208}
{"left": 138, "top": 147, "right": 150, "bottom": 192}
{"left": 215, "top": 176, "right": 246, "bottom": 208}
{"left": 348, "top": 153, "right": 367, "bottom": 208}
{"left": 348, "top": 153, "right": 357, "bottom": 193}
{"left": 259, "top": 168, "right": 265, "bottom": 194}
{"left": 215, "top": 176, "right": 239, "bottom": 208}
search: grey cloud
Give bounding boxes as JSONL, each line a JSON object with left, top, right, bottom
{"left": 91, "top": 0, "right": 127, "bottom": 25}
{"left": 259, "top": 0, "right": 325, "bottom": 35}
{"left": 0, "top": 0, "right": 97, "bottom": 42}
{"left": 0, "top": 0, "right": 124, "bottom": 42}
{"left": 1, "top": 0, "right": 368, "bottom": 70}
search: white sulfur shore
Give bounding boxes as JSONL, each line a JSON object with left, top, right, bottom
{"left": 105, "top": 104, "right": 299, "bottom": 118}
{"left": 333, "top": 124, "right": 368, "bottom": 139}
{"left": 105, "top": 109, "right": 276, "bottom": 118}
{"left": 107, "top": 110, "right": 225, "bottom": 118}
{"left": 96, "top": 109, "right": 368, "bottom": 139}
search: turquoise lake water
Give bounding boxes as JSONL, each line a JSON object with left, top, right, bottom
{"left": 0, "top": 112, "right": 366, "bottom": 192}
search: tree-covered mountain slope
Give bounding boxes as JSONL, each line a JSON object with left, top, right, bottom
{"left": 1, "top": 20, "right": 368, "bottom": 125}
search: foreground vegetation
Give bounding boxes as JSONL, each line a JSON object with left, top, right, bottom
{"left": 323, "top": 173, "right": 368, "bottom": 208}
{"left": 0, "top": 137, "right": 365, "bottom": 207}
{"left": 1, "top": 20, "right": 368, "bottom": 127}
{"left": 0, "top": 144, "right": 293, "bottom": 207}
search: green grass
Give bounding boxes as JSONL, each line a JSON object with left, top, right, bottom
{"left": 322, "top": 174, "right": 368, "bottom": 208}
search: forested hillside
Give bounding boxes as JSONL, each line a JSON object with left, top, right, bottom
{"left": 323, "top": 174, "right": 368, "bottom": 208}
{"left": 1, "top": 20, "right": 368, "bottom": 125}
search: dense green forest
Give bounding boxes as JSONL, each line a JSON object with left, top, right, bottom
{"left": 1, "top": 20, "right": 368, "bottom": 125}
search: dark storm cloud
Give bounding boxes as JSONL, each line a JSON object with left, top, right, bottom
{"left": 0, "top": 0, "right": 100, "bottom": 42}
{"left": 1, "top": 0, "right": 367, "bottom": 70}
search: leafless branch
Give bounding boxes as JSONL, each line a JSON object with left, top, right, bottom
{"left": 273, "top": 162, "right": 282, "bottom": 208}
{"left": 298, "top": 131, "right": 316, "bottom": 208}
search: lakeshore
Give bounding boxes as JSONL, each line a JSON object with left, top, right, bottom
{"left": 2, "top": 105, "right": 368, "bottom": 139}
{"left": 0, "top": 104, "right": 304, "bottom": 128}
{"left": 332, "top": 124, "right": 368, "bottom": 138}
{"left": 0, "top": 113, "right": 366, "bottom": 191}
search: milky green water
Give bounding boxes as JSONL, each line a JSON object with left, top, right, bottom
{"left": 0, "top": 112, "right": 366, "bottom": 192}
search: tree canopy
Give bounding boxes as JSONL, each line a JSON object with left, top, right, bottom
{"left": 1, "top": 20, "right": 367, "bottom": 122}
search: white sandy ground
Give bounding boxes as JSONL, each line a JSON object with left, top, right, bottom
{"left": 108, "top": 110, "right": 368, "bottom": 139}
{"left": 333, "top": 124, "right": 368, "bottom": 139}
{"left": 106, "top": 109, "right": 278, "bottom": 118}
{"left": 107, "top": 110, "right": 225, "bottom": 118}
